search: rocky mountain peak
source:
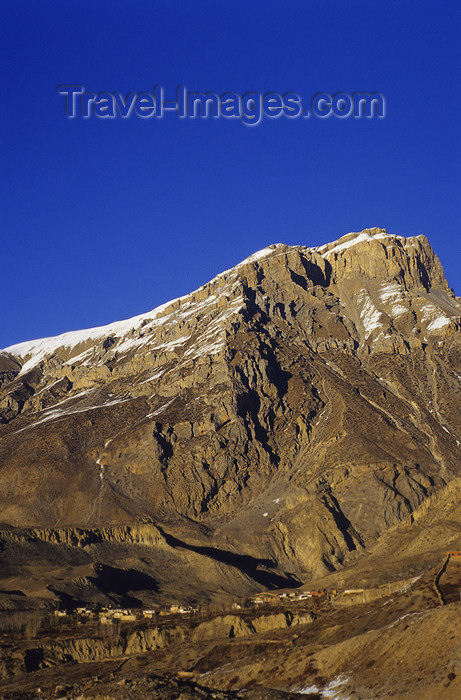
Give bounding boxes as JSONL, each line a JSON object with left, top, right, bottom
{"left": 1, "top": 229, "right": 452, "bottom": 371}
{"left": 313, "top": 227, "right": 449, "bottom": 293}
{"left": 0, "top": 228, "right": 459, "bottom": 604}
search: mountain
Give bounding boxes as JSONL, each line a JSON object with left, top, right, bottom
{"left": 0, "top": 227, "right": 460, "bottom": 608}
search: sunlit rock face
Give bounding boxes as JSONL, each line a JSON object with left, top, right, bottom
{"left": 0, "top": 227, "right": 460, "bottom": 600}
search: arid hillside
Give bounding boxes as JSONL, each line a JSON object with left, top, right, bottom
{"left": 0, "top": 227, "right": 460, "bottom": 608}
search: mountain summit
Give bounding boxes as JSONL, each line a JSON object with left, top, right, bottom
{"left": 0, "top": 228, "right": 460, "bottom": 605}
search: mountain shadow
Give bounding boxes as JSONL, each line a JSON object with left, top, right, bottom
{"left": 156, "top": 525, "right": 302, "bottom": 590}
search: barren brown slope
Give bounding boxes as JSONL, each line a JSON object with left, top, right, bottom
{"left": 0, "top": 228, "right": 460, "bottom": 605}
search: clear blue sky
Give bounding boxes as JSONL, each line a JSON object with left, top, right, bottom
{"left": 2, "top": 0, "right": 460, "bottom": 348}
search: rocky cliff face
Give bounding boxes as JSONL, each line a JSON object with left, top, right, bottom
{"left": 0, "top": 228, "right": 460, "bottom": 602}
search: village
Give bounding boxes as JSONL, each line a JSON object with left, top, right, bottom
{"left": 51, "top": 551, "right": 461, "bottom": 625}
{"left": 52, "top": 587, "right": 334, "bottom": 625}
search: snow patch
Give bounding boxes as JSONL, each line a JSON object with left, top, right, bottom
{"left": 378, "top": 283, "right": 408, "bottom": 317}
{"left": 419, "top": 302, "right": 452, "bottom": 333}
{"left": 297, "top": 684, "right": 320, "bottom": 695}
{"left": 137, "top": 369, "right": 167, "bottom": 385}
{"left": 96, "top": 456, "right": 105, "bottom": 482}
{"left": 319, "top": 230, "right": 393, "bottom": 257}
{"left": 215, "top": 244, "right": 285, "bottom": 279}
{"left": 297, "top": 674, "right": 350, "bottom": 698}
{"left": 356, "top": 292, "right": 383, "bottom": 336}
{"left": 14, "top": 396, "right": 132, "bottom": 432}
{"left": 426, "top": 316, "right": 451, "bottom": 332}
{"left": 146, "top": 397, "right": 175, "bottom": 417}
{"left": 238, "top": 244, "right": 285, "bottom": 266}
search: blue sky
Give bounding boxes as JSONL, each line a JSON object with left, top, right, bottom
{"left": 2, "top": 0, "right": 460, "bottom": 348}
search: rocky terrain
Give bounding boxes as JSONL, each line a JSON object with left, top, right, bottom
{"left": 0, "top": 227, "right": 460, "bottom": 697}
{"left": 0, "top": 561, "right": 459, "bottom": 699}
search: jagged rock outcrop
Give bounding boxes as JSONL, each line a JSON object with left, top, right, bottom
{"left": 0, "top": 608, "right": 314, "bottom": 681}
{"left": 0, "top": 522, "right": 165, "bottom": 547}
{"left": 0, "top": 228, "right": 460, "bottom": 602}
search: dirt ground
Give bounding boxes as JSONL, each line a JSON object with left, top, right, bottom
{"left": 0, "top": 560, "right": 459, "bottom": 700}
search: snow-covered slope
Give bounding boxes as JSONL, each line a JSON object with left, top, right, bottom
{"left": 3, "top": 245, "right": 289, "bottom": 372}
{"left": 2, "top": 228, "right": 456, "bottom": 375}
